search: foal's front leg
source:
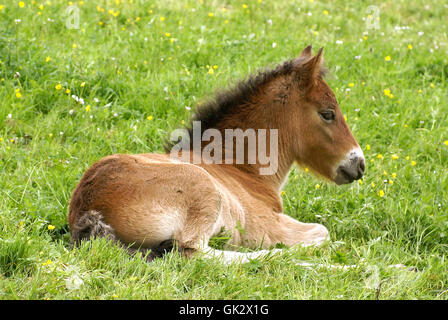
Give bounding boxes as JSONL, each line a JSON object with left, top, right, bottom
{"left": 277, "top": 213, "right": 330, "bottom": 247}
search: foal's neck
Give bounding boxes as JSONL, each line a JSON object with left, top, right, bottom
{"left": 210, "top": 100, "right": 295, "bottom": 192}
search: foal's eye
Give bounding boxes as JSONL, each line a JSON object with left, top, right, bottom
{"left": 319, "top": 110, "right": 336, "bottom": 122}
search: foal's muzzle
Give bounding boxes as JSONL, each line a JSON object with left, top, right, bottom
{"left": 334, "top": 148, "right": 365, "bottom": 185}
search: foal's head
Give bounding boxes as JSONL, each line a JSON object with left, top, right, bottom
{"left": 286, "top": 46, "right": 365, "bottom": 184}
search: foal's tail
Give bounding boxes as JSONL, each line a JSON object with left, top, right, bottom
{"left": 70, "top": 210, "right": 117, "bottom": 245}
{"left": 70, "top": 210, "right": 178, "bottom": 261}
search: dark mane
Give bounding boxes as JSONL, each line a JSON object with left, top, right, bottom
{"left": 164, "top": 57, "right": 327, "bottom": 152}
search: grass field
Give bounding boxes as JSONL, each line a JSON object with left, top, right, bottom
{"left": 0, "top": 0, "right": 447, "bottom": 300}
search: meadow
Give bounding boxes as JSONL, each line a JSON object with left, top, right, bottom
{"left": 0, "top": 0, "right": 447, "bottom": 299}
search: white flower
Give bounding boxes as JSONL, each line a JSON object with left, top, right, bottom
{"left": 272, "top": 42, "right": 277, "bottom": 48}
{"left": 355, "top": 55, "right": 361, "bottom": 60}
{"left": 69, "top": 109, "right": 74, "bottom": 115}
{"left": 267, "top": 19, "right": 272, "bottom": 25}
{"left": 336, "top": 40, "right": 343, "bottom": 44}
{"left": 66, "top": 274, "right": 84, "bottom": 291}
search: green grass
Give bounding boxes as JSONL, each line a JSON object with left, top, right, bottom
{"left": 0, "top": 0, "right": 447, "bottom": 300}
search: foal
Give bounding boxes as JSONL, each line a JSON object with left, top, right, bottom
{"left": 68, "top": 46, "right": 365, "bottom": 263}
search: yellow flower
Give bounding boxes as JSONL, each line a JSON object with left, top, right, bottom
{"left": 39, "top": 4, "right": 43, "bottom": 10}
{"left": 378, "top": 190, "right": 385, "bottom": 197}
{"left": 85, "top": 105, "right": 91, "bottom": 112}
{"left": 98, "top": 21, "right": 104, "bottom": 26}
{"left": 19, "top": 1, "right": 25, "bottom": 8}
{"left": 72, "top": 43, "right": 77, "bottom": 49}
{"left": 388, "top": 180, "right": 394, "bottom": 185}
{"left": 0, "top": 5, "right": 4, "bottom": 10}
{"left": 384, "top": 56, "right": 391, "bottom": 61}
{"left": 305, "top": 167, "right": 309, "bottom": 172}
{"left": 208, "top": 12, "right": 214, "bottom": 17}
{"left": 181, "top": 120, "right": 185, "bottom": 125}
{"left": 371, "top": 182, "right": 375, "bottom": 188}
{"left": 418, "top": 89, "right": 422, "bottom": 94}
{"left": 366, "top": 144, "right": 371, "bottom": 151}
{"left": 430, "top": 83, "right": 435, "bottom": 88}
{"left": 80, "top": 82, "right": 86, "bottom": 87}
{"left": 55, "top": 84, "right": 62, "bottom": 90}
{"left": 383, "top": 170, "right": 388, "bottom": 176}
{"left": 411, "top": 160, "right": 416, "bottom": 166}
{"left": 242, "top": 4, "right": 248, "bottom": 9}
{"left": 65, "top": 89, "right": 70, "bottom": 94}
{"left": 358, "top": 179, "right": 363, "bottom": 185}
{"left": 213, "top": 65, "right": 218, "bottom": 70}
{"left": 323, "top": 10, "right": 329, "bottom": 15}
{"left": 444, "top": 140, "right": 448, "bottom": 146}
{"left": 281, "top": 191, "right": 286, "bottom": 196}
{"left": 165, "top": 32, "right": 171, "bottom": 37}
{"left": 208, "top": 68, "right": 214, "bottom": 75}
{"left": 391, "top": 173, "right": 397, "bottom": 178}
{"left": 42, "top": 259, "right": 53, "bottom": 266}
{"left": 348, "top": 83, "right": 354, "bottom": 87}
{"left": 391, "top": 154, "right": 399, "bottom": 160}
{"left": 45, "top": 56, "right": 51, "bottom": 62}
{"left": 49, "top": 133, "right": 53, "bottom": 138}
{"left": 363, "top": 36, "right": 368, "bottom": 41}
{"left": 224, "top": 19, "right": 229, "bottom": 24}
{"left": 377, "top": 154, "right": 383, "bottom": 159}
{"left": 147, "top": 115, "right": 153, "bottom": 120}
{"left": 15, "top": 91, "right": 22, "bottom": 98}
{"left": 314, "top": 184, "right": 320, "bottom": 189}
{"left": 384, "top": 89, "right": 391, "bottom": 96}
{"left": 344, "top": 115, "right": 347, "bottom": 122}
{"left": 405, "top": 156, "right": 410, "bottom": 160}
{"left": 160, "top": 16, "right": 165, "bottom": 21}
{"left": 48, "top": 225, "right": 55, "bottom": 230}
{"left": 408, "top": 44, "right": 413, "bottom": 50}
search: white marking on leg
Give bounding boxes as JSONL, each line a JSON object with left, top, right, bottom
{"left": 199, "top": 246, "right": 283, "bottom": 265}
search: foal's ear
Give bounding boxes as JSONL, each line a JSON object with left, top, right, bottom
{"left": 297, "top": 47, "right": 324, "bottom": 88}
{"left": 299, "top": 45, "right": 313, "bottom": 59}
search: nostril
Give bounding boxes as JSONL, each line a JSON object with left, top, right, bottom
{"left": 357, "top": 158, "right": 365, "bottom": 179}
{"left": 359, "top": 159, "right": 365, "bottom": 173}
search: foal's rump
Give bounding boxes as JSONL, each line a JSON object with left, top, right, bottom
{"left": 68, "top": 153, "right": 223, "bottom": 250}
